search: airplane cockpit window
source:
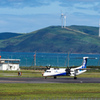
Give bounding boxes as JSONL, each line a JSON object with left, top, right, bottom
{"left": 54, "top": 68, "right": 59, "bottom": 70}
{"left": 46, "top": 71, "right": 51, "bottom": 73}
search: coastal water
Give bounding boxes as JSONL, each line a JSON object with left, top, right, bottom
{"left": 0, "top": 52, "right": 100, "bottom": 67}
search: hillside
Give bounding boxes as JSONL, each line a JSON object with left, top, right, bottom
{"left": 0, "top": 25, "right": 100, "bottom": 53}
{"left": 0, "top": 32, "right": 22, "bottom": 40}
{"left": 68, "top": 25, "right": 99, "bottom": 36}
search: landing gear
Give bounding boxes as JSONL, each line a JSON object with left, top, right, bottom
{"left": 74, "top": 70, "right": 77, "bottom": 79}
{"left": 45, "top": 77, "right": 47, "bottom": 79}
{"left": 54, "top": 76, "right": 57, "bottom": 79}
{"left": 74, "top": 76, "right": 77, "bottom": 79}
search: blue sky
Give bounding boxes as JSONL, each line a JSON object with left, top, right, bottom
{"left": 0, "top": 0, "right": 100, "bottom": 33}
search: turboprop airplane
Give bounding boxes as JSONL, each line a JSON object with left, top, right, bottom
{"left": 42, "top": 57, "right": 91, "bottom": 79}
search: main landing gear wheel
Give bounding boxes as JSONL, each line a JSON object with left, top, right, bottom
{"left": 45, "top": 77, "right": 47, "bottom": 79}
{"left": 54, "top": 76, "right": 57, "bottom": 79}
{"left": 74, "top": 77, "right": 77, "bottom": 79}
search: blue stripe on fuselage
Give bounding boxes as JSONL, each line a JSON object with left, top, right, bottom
{"left": 54, "top": 72, "right": 66, "bottom": 76}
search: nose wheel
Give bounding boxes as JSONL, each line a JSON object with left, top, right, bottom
{"left": 54, "top": 76, "right": 57, "bottom": 79}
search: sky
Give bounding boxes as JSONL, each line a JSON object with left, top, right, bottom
{"left": 0, "top": 0, "right": 100, "bottom": 33}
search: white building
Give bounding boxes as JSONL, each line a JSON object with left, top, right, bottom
{"left": 0, "top": 59, "right": 20, "bottom": 71}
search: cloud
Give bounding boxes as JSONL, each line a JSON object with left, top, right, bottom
{"left": 0, "top": 0, "right": 100, "bottom": 13}
{"left": 0, "top": 0, "right": 51, "bottom": 8}
{"left": 58, "top": 0, "right": 99, "bottom": 7}
{"left": 0, "top": 14, "right": 60, "bottom": 33}
{"left": 58, "top": 0, "right": 100, "bottom": 3}
{"left": 55, "top": 0, "right": 100, "bottom": 16}
{"left": 0, "top": 0, "right": 100, "bottom": 8}
{"left": 93, "top": 2, "right": 100, "bottom": 13}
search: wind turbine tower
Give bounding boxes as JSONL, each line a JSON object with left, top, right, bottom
{"left": 99, "top": 22, "right": 100, "bottom": 37}
{"left": 64, "top": 15, "right": 66, "bottom": 28}
{"left": 61, "top": 12, "right": 64, "bottom": 28}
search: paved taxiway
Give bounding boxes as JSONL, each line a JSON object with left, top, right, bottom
{"left": 0, "top": 77, "right": 100, "bottom": 83}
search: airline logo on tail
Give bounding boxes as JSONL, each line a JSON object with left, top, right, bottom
{"left": 79, "top": 57, "right": 88, "bottom": 71}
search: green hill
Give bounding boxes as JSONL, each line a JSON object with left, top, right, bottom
{"left": 68, "top": 25, "right": 99, "bottom": 36}
{"left": 0, "top": 25, "right": 100, "bottom": 53}
{"left": 0, "top": 32, "right": 22, "bottom": 40}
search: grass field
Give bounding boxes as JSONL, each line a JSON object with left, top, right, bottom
{"left": 0, "top": 83, "right": 100, "bottom": 100}
{"left": 0, "top": 70, "right": 43, "bottom": 78}
{"left": 0, "top": 70, "right": 100, "bottom": 100}
{"left": 0, "top": 70, "right": 100, "bottom": 78}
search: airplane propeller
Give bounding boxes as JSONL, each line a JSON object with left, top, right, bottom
{"left": 65, "top": 68, "right": 71, "bottom": 76}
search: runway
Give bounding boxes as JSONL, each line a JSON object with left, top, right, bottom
{"left": 0, "top": 77, "right": 100, "bottom": 83}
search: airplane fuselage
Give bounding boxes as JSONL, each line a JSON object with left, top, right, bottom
{"left": 43, "top": 68, "right": 86, "bottom": 77}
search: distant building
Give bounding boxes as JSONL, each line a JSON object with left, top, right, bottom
{"left": 0, "top": 59, "right": 20, "bottom": 70}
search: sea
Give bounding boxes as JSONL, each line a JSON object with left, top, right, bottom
{"left": 0, "top": 52, "right": 100, "bottom": 67}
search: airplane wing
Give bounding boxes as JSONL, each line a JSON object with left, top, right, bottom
{"left": 75, "top": 68, "right": 91, "bottom": 71}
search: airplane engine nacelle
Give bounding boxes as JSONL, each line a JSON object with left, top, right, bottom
{"left": 65, "top": 68, "right": 70, "bottom": 76}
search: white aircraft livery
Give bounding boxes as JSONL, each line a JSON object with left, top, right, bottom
{"left": 42, "top": 57, "right": 89, "bottom": 79}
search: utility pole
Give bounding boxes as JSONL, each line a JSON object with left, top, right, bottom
{"left": 34, "top": 51, "right": 36, "bottom": 67}
{"left": 67, "top": 52, "right": 69, "bottom": 68}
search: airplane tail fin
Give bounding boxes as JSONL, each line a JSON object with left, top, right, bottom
{"left": 81, "top": 57, "right": 88, "bottom": 69}
{"left": 74, "top": 57, "right": 89, "bottom": 75}
{"left": 70, "top": 57, "right": 97, "bottom": 78}
{"left": 80, "top": 57, "right": 97, "bottom": 69}
{"left": 76, "top": 57, "right": 88, "bottom": 69}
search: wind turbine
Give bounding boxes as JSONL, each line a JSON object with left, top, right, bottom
{"left": 61, "top": 12, "right": 64, "bottom": 28}
{"left": 61, "top": 11, "right": 67, "bottom": 28}
{"left": 64, "top": 15, "right": 66, "bottom": 28}
{"left": 99, "top": 20, "right": 100, "bottom": 37}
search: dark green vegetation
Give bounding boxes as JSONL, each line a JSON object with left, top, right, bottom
{"left": 0, "top": 25, "right": 100, "bottom": 53}
{"left": 0, "top": 32, "right": 22, "bottom": 40}
{"left": 0, "top": 83, "right": 100, "bottom": 99}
